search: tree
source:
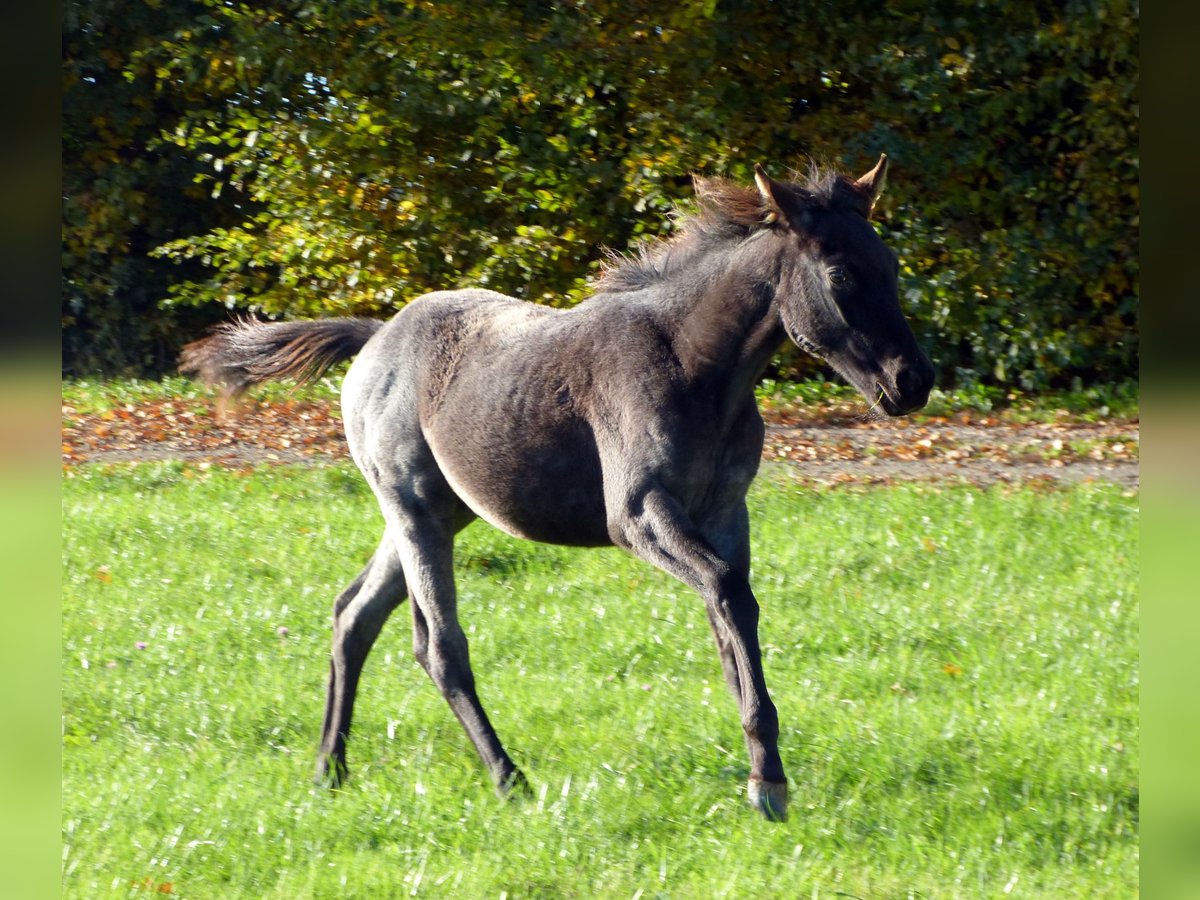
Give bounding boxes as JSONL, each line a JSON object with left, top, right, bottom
{"left": 62, "top": 0, "right": 243, "bottom": 374}
{"left": 63, "top": 0, "right": 1138, "bottom": 388}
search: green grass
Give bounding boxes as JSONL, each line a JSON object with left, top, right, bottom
{"left": 62, "top": 374, "right": 1138, "bottom": 423}
{"left": 62, "top": 463, "right": 1138, "bottom": 897}
{"left": 60, "top": 373, "right": 346, "bottom": 415}
{"left": 754, "top": 377, "right": 1139, "bottom": 423}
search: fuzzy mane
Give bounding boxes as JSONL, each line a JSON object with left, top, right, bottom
{"left": 594, "top": 164, "right": 870, "bottom": 294}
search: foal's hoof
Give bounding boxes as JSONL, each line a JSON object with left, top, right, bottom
{"left": 747, "top": 778, "right": 788, "bottom": 821}
{"left": 496, "top": 768, "right": 532, "bottom": 800}
{"left": 315, "top": 756, "right": 349, "bottom": 790}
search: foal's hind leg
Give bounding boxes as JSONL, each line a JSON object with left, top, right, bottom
{"left": 389, "top": 514, "right": 527, "bottom": 796}
{"left": 316, "top": 538, "right": 407, "bottom": 786}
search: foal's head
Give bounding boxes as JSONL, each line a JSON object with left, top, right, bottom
{"left": 744, "top": 157, "right": 934, "bottom": 416}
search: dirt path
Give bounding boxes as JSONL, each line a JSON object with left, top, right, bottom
{"left": 61, "top": 399, "right": 1139, "bottom": 488}
{"left": 762, "top": 420, "right": 1138, "bottom": 487}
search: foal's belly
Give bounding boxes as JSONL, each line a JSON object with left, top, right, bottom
{"left": 428, "top": 418, "right": 611, "bottom": 547}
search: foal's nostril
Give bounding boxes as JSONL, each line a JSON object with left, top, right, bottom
{"left": 896, "top": 365, "right": 926, "bottom": 399}
{"left": 892, "top": 356, "right": 934, "bottom": 412}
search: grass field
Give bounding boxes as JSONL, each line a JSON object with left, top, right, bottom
{"left": 62, "top": 462, "right": 1138, "bottom": 897}
{"left": 61, "top": 374, "right": 1141, "bottom": 423}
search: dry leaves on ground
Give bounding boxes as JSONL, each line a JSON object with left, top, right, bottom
{"left": 61, "top": 398, "right": 1139, "bottom": 488}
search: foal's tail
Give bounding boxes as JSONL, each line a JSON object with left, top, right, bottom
{"left": 179, "top": 317, "right": 383, "bottom": 398}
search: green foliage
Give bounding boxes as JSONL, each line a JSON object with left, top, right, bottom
{"left": 61, "top": 0, "right": 239, "bottom": 374}
{"left": 873, "top": 1, "right": 1140, "bottom": 389}
{"left": 63, "top": 464, "right": 1137, "bottom": 895}
{"left": 63, "top": 1, "right": 1137, "bottom": 387}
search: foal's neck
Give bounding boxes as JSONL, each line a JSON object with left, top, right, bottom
{"left": 662, "top": 234, "right": 787, "bottom": 404}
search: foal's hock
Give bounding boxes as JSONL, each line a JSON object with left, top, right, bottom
{"left": 180, "top": 157, "right": 933, "bottom": 820}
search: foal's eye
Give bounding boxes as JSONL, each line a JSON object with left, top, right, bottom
{"left": 828, "top": 267, "right": 850, "bottom": 287}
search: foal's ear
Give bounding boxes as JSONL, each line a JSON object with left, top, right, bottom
{"left": 854, "top": 153, "right": 889, "bottom": 217}
{"left": 753, "top": 163, "right": 798, "bottom": 228}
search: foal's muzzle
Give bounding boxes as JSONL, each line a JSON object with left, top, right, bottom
{"left": 879, "top": 353, "right": 935, "bottom": 417}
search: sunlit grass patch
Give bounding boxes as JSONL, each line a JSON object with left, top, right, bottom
{"left": 63, "top": 374, "right": 1137, "bottom": 424}
{"left": 61, "top": 373, "right": 347, "bottom": 416}
{"left": 62, "top": 463, "right": 1137, "bottom": 897}
{"left": 755, "top": 376, "right": 1139, "bottom": 423}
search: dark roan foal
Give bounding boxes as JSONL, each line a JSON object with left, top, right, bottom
{"left": 181, "top": 156, "right": 934, "bottom": 820}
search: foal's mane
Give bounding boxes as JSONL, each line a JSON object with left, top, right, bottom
{"left": 594, "top": 163, "right": 868, "bottom": 294}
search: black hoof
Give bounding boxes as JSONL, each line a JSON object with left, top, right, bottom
{"left": 747, "top": 779, "right": 788, "bottom": 821}
{"left": 497, "top": 768, "right": 532, "bottom": 799}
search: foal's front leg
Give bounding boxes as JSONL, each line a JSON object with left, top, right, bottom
{"left": 608, "top": 486, "right": 787, "bottom": 820}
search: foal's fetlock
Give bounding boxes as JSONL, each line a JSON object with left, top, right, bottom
{"left": 747, "top": 778, "right": 788, "bottom": 821}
